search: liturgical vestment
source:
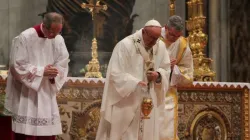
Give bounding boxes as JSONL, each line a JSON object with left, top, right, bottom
{"left": 4, "top": 25, "right": 69, "bottom": 136}
{"left": 160, "top": 27, "right": 194, "bottom": 139}
{"left": 96, "top": 29, "right": 171, "bottom": 140}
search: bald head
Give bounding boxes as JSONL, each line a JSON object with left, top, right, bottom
{"left": 43, "top": 12, "right": 64, "bottom": 29}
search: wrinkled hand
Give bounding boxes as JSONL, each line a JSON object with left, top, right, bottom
{"left": 44, "top": 65, "right": 58, "bottom": 77}
{"left": 146, "top": 71, "right": 159, "bottom": 82}
{"left": 171, "top": 58, "right": 177, "bottom": 70}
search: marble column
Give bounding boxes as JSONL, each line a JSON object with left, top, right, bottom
{"left": 219, "top": 0, "right": 230, "bottom": 82}
{"left": 208, "top": 0, "right": 230, "bottom": 81}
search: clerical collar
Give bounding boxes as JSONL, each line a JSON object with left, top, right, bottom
{"left": 33, "top": 23, "right": 47, "bottom": 38}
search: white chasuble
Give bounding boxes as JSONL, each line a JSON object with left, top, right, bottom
{"left": 96, "top": 29, "right": 171, "bottom": 140}
{"left": 4, "top": 27, "right": 69, "bottom": 136}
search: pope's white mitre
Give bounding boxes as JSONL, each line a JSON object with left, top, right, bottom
{"left": 144, "top": 19, "right": 161, "bottom": 27}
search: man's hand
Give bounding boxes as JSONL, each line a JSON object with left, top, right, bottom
{"left": 138, "top": 81, "right": 148, "bottom": 87}
{"left": 146, "top": 71, "right": 159, "bottom": 82}
{"left": 171, "top": 58, "right": 177, "bottom": 70}
{"left": 44, "top": 65, "right": 58, "bottom": 77}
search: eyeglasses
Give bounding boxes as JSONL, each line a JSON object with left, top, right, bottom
{"left": 166, "top": 27, "right": 181, "bottom": 38}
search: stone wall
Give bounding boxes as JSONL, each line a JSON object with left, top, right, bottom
{"left": 0, "top": 0, "right": 47, "bottom": 66}
{"left": 131, "top": 0, "right": 186, "bottom": 34}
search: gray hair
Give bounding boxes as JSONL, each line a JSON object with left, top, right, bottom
{"left": 167, "top": 15, "right": 184, "bottom": 31}
{"left": 43, "top": 12, "right": 64, "bottom": 29}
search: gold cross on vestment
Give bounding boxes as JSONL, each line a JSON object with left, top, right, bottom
{"left": 81, "top": 0, "right": 108, "bottom": 20}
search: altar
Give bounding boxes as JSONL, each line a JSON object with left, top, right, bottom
{"left": 0, "top": 75, "right": 249, "bottom": 140}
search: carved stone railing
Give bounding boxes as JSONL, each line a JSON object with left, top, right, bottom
{"left": 0, "top": 76, "right": 249, "bottom": 140}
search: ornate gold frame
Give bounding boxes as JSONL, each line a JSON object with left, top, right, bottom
{"left": 190, "top": 110, "right": 228, "bottom": 139}
{"left": 178, "top": 84, "right": 249, "bottom": 140}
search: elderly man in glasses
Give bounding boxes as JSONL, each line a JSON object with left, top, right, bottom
{"left": 160, "top": 15, "right": 194, "bottom": 140}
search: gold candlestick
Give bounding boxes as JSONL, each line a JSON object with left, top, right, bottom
{"left": 187, "top": 1, "right": 193, "bottom": 20}
{"left": 81, "top": 0, "right": 108, "bottom": 78}
{"left": 85, "top": 38, "right": 102, "bottom": 78}
{"left": 169, "top": 0, "right": 176, "bottom": 16}
{"left": 192, "top": 0, "right": 198, "bottom": 18}
{"left": 187, "top": 0, "right": 215, "bottom": 81}
{"left": 197, "top": 0, "right": 204, "bottom": 17}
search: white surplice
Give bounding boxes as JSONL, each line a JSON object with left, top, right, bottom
{"left": 4, "top": 27, "right": 69, "bottom": 136}
{"left": 160, "top": 27, "right": 194, "bottom": 140}
{"left": 96, "top": 29, "right": 171, "bottom": 140}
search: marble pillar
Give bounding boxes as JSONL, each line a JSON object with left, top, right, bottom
{"left": 209, "top": 0, "right": 230, "bottom": 81}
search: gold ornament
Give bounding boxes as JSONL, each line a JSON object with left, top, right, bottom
{"left": 81, "top": 0, "right": 108, "bottom": 78}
